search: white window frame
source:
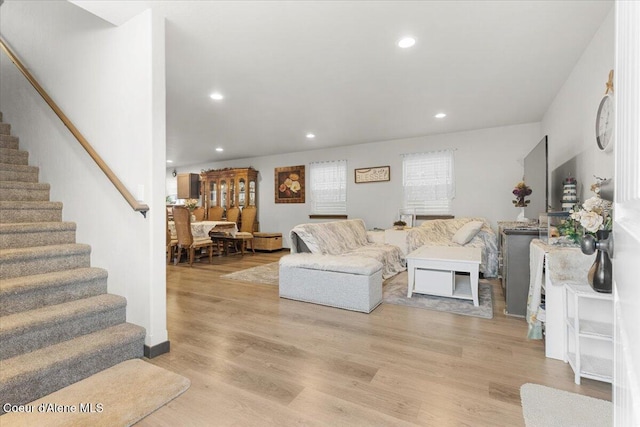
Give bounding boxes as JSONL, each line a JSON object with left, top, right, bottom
{"left": 402, "top": 149, "right": 455, "bottom": 215}
{"left": 309, "top": 160, "right": 347, "bottom": 215}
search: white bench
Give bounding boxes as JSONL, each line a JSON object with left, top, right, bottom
{"left": 279, "top": 253, "right": 383, "bottom": 313}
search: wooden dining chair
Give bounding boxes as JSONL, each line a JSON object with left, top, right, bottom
{"left": 166, "top": 216, "right": 177, "bottom": 265}
{"left": 192, "top": 207, "right": 206, "bottom": 222}
{"left": 224, "top": 206, "right": 256, "bottom": 255}
{"left": 173, "top": 206, "right": 214, "bottom": 266}
{"left": 208, "top": 206, "right": 224, "bottom": 221}
{"left": 239, "top": 206, "right": 256, "bottom": 234}
{"left": 226, "top": 207, "right": 240, "bottom": 224}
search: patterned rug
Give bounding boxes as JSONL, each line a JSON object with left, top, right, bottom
{"left": 220, "top": 262, "right": 280, "bottom": 285}
{"left": 383, "top": 271, "right": 493, "bottom": 319}
{"left": 222, "top": 262, "right": 493, "bottom": 318}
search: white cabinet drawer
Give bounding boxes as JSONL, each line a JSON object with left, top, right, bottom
{"left": 414, "top": 268, "right": 454, "bottom": 296}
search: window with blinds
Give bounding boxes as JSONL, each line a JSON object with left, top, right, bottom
{"left": 402, "top": 149, "right": 455, "bottom": 214}
{"left": 309, "top": 160, "right": 347, "bottom": 214}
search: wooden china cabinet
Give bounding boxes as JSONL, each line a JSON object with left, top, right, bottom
{"left": 200, "top": 167, "right": 259, "bottom": 222}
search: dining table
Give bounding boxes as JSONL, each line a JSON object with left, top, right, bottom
{"left": 168, "top": 220, "right": 238, "bottom": 240}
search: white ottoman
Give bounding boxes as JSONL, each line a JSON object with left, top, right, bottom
{"left": 279, "top": 253, "right": 383, "bottom": 313}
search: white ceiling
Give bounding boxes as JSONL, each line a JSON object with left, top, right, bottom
{"left": 73, "top": 1, "right": 613, "bottom": 167}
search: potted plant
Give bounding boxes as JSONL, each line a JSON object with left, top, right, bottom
{"left": 393, "top": 220, "right": 407, "bottom": 230}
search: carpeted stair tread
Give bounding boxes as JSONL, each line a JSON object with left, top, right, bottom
{"left": 0, "top": 201, "right": 62, "bottom": 224}
{"left": 0, "top": 163, "right": 39, "bottom": 183}
{"left": 0, "top": 200, "right": 62, "bottom": 210}
{"left": 0, "top": 122, "right": 10, "bottom": 135}
{"left": 0, "top": 181, "right": 50, "bottom": 201}
{"left": 0, "top": 243, "right": 91, "bottom": 280}
{"left": 0, "top": 134, "right": 19, "bottom": 150}
{"left": 0, "top": 201, "right": 63, "bottom": 223}
{"left": 0, "top": 243, "right": 90, "bottom": 262}
{"left": 0, "top": 323, "right": 145, "bottom": 411}
{"left": 0, "top": 359, "right": 190, "bottom": 427}
{"left": 0, "top": 148, "right": 28, "bottom": 165}
{"left": 0, "top": 181, "right": 50, "bottom": 191}
{"left": 0, "top": 221, "right": 76, "bottom": 249}
{"left": 0, "top": 267, "right": 108, "bottom": 316}
{"left": 0, "top": 294, "right": 127, "bottom": 360}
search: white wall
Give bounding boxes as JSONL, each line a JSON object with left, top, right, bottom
{"left": 542, "top": 9, "right": 615, "bottom": 205}
{"left": 0, "top": 1, "right": 168, "bottom": 347}
{"left": 168, "top": 122, "right": 541, "bottom": 247}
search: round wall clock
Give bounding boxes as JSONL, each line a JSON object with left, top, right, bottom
{"left": 595, "top": 70, "right": 615, "bottom": 152}
{"left": 595, "top": 94, "right": 614, "bottom": 151}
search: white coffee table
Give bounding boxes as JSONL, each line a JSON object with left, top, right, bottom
{"left": 406, "top": 246, "right": 482, "bottom": 306}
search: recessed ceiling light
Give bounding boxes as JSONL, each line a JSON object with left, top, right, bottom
{"left": 215, "top": 147, "right": 224, "bottom": 152}
{"left": 397, "top": 37, "right": 416, "bottom": 48}
{"left": 166, "top": 160, "right": 173, "bottom": 163}
{"left": 306, "top": 133, "right": 316, "bottom": 139}
{"left": 434, "top": 113, "right": 447, "bottom": 119}
{"left": 210, "top": 92, "right": 224, "bottom": 101}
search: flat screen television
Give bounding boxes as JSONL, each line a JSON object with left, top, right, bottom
{"left": 523, "top": 136, "right": 548, "bottom": 221}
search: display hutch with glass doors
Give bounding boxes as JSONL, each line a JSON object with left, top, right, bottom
{"left": 200, "top": 167, "right": 258, "bottom": 224}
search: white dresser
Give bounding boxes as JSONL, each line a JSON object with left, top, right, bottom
{"left": 528, "top": 240, "right": 612, "bottom": 386}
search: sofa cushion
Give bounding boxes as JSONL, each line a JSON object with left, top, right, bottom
{"left": 279, "top": 253, "right": 382, "bottom": 275}
{"left": 452, "top": 220, "right": 484, "bottom": 245}
{"left": 343, "top": 243, "right": 406, "bottom": 279}
{"left": 290, "top": 219, "right": 369, "bottom": 255}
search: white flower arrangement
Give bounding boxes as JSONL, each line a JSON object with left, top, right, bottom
{"left": 184, "top": 199, "right": 199, "bottom": 211}
{"left": 568, "top": 180, "right": 612, "bottom": 234}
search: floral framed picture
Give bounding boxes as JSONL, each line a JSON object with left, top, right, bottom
{"left": 275, "top": 165, "right": 305, "bottom": 203}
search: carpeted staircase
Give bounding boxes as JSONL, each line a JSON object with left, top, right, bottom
{"left": 0, "top": 112, "right": 146, "bottom": 412}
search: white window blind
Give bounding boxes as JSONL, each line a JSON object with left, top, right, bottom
{"left": 402, "top": 149, "right": 455, "bottom": 214}
{"left": 309, "top": 160, "right": 347, "bottom": 214}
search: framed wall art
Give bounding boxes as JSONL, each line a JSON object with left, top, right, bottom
{"left": 275, "top": 165, "right": 305, "bottom": 203}
{"left": 398, "top": 213, "right": 415, "bottom": 228}
{"left": 354, "top": 166, "right": 390, "bottom": 183}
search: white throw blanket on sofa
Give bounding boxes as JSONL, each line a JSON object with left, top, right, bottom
{"left": 290, "top": 219, "right": 406, "bottom": 279}
{"left": 406, "top": 217, "right": 499, "bottom": 277}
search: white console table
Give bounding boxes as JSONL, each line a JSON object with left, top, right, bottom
{"left": 528, "top": 240, "right": 599, "bottom": 361}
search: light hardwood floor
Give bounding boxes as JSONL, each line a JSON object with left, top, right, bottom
{"left": 140, "top": 251, "right": 611, "bottom": 426}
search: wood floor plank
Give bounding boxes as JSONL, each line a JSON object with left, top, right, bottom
{"left": 288, "top": 387, "right": 418, "bottom": 426}
{"left": 142, "top": 251, "right": 611, "bottom": 425}
{"left": 137, "top": 367, "right": 324, "bottom": 427}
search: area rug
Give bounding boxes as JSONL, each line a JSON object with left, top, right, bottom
{"left": 220, "top": 261, "right": 280, "bottom": 285}
{"left": 0, "top": 359, "right": 190, "bottom": 426}
{"left": 222, "top": 263, "right": 493, "bottom": 319}
{"left": 520, "top": 383, "right": 612, "bottom": 427}
{"left": 383, "top": 271, "right": 493, "bottom": 319}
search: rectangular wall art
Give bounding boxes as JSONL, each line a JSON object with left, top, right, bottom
{"left": 354, "top": 166, "right": 390, "bottom": 183}
{"left": 275, "top": 165, "right": 305, "bottom": 203}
